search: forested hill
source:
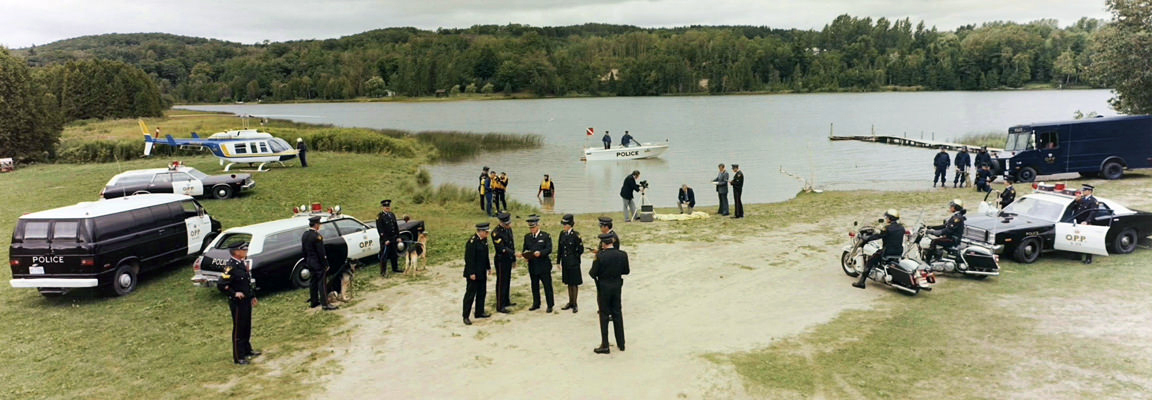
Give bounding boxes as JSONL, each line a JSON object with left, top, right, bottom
{"left": 14, "top": 17, "right": 1105, "bottom": 104}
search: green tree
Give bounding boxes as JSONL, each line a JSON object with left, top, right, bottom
{"left": 0, "top": 49, "right": 63, "bottom": 162}
{"left": 1092, "top": 0, "right": 1152, "bottom": 114}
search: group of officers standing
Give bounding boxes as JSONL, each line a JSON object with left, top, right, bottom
{"left": 462, "top": 212, "right": 630, "bottom": 354}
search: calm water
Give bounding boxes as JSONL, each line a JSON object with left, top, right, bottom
{"left": 183, "top": 90, "right": 1114, "bottom": 214}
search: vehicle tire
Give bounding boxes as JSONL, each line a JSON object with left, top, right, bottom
{"left": 102, "top": 262, "right": 139, "bottom": 296}
{"left": 1017, "top": 167, "right": 1037, "bottom": 183}
{"left": 840, "top": 251, "right": 860, "bottom": 277}
{"left": 1111, "top": 228, "right": 1139, "bottom": 254}
{"left": 212, "top": 184, "right": 234, "bottom": 199}
{"left": 1078, "top": 171, "right": 1098, "bottom": 178}
{"left": 1012, "top": 238, "right": 1041, "bottom": 264}
{"left": 289, "top": 259, "right": 312, "bottom": 289}
{"left": 1101, "top": 161, "right": 1124, "bottom": 180}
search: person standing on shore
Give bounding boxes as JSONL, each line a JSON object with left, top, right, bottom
{"left": 557, "top": 214, "right": 584, "bottom": 313}
{"left": 462, "top": 223, "right": 492, "bottom": 326}
{"left": 478, "top": 166, "right": 490, "bottom": 212}
{"left": 591, "top": 233, "right": 629, "bottom": 354}
{"left": 492, "top": 212, "right": 516, "bottom": 313}
{"left": 376, "top": 199, "right": 401, "bottom": 276}
{"left": 953, "top": 147, "right": 971, "bottom": 188}
{"left": 933, "top": 147, "right": 950, "bottom": 188}
{"left": 974, "top": 146, "right": 993, "bottom": 169}
{"left": 597, "top": 217, "right": 620, "bottom": 251}
{"left": 494, "top": 172, "right": 509, "bottom": 213}
{"left": 303, "top": 216, "right": 338, "bottom": 311}
{"left": 522, "top": 215, "right": 554, "bottom": 313}
{"left": 713, "top": 163, "right": 730, "bottom": 216}
{"left": 620, "top": 170, "right": 641, "bottom": 222}
{"left": 730, "top": 164, "right": 744, "bottom": 218}
{"left": 296, "top": 138, "right": 309, "bottom": 168}
{"left": 221, "top": 241, "right": 259, "bottom": 364}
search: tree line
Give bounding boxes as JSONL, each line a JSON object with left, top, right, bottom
{"left": 19, "top": 16, "right": 1103, "bottom": 104}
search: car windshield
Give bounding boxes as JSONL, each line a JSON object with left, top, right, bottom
{"left": 1002, "top": 197, "right": 1065, "bottom": 221}
{"left": 1004, "top": 131, "right": 1034, "bottom": 152}
{"left": 185, "top": 169, "right": 208, "bottom": 180}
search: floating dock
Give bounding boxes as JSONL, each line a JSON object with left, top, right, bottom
{"left": 828, "top": 135, "right": 1002, "bottom": 153}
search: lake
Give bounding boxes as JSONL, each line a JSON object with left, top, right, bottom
{"left": 183, "top": 89, "right": 1115, "bottom": 214}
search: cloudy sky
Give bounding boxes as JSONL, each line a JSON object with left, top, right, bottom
{"left": 1, "top": 0, "right": 1110, "bottom": 48}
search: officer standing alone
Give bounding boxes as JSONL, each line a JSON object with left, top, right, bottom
{"left": 591, "top": 233, "right": 630, "bottom": 354}
{"left": 377, "top": 199, "right": 402, "bottom": 276}
{"left": 557, "top": 214, "right": 584, "bottom": 313}
{"left": 933, "top": 147, "right": 950, "bottom": 188}
{"left": 492, "top": 212, "right": 516, "bottom": 313}
{"left": 1073, "top": 185, "right": 1100, "bottom": 264}
{"left": 303, "top": 216, "right": 338, "bottom": 311}
{"left": 296, "top": 138, "right": 308, "bottom": 168}
{"left": 221, "top": 242, "right": 260, "bottom": 364}
{"left": 462, "top": 223, "right": 492, "bottom": 325}
{"left": 522, "top": 215, "right": 554, "bottom": 313}
{"left": 730, "top": 164, "right": 744, "bottom": 218}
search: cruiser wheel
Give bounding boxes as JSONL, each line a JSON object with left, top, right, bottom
{"left": 1111, "top": 228, "right": 1138, "bottom": 254}
{"left": 212, "top": 184, "right": 234, "bottom": 199}
{"left": 102, "top": 262, "right": 139, "bottom": 296}
{"left": 841, "top": 251, "right": 860, "bottom": 277}
{"left": 1013, "top": 238, "right": 1041, "bottom": 264}
{"left": 290, "top": 259, "right": 312, "bottom": 289}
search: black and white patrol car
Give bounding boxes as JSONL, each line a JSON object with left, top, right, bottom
{"left": 101, "top": 162, "right": 254, "bottom": 200}
{"left": 965, "top": 183, "right": 1152, "bottom": 263}
{"left": 191, "top": 205, "right": 423, "bottom": 291}
{"left": 9, "top": 194, "right": 221, "bottom": 297}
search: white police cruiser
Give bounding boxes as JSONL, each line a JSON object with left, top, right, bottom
{"left": 101, "top": 161, "right": 254, "bottom": 200}
{"left": 192, "top": 204, "right": 382, "bottom": 290}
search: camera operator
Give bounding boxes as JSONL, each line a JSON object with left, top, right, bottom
{"left": 620, "top": 170, "right": 642, "bottom": 222}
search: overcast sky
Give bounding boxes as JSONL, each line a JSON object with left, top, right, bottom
{"left": 0, "top": 0, "right": 1111, "bottom": 49}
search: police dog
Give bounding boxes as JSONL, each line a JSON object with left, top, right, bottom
{"left": 327, "top": 262, "right": 355, "bottom": 304}
{"left": 404, "top": 232, "right": 429, "bottom": 275}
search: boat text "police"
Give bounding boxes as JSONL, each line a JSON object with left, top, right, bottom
{"left": 616, "top": 151, "right": 639, "bottom": 157}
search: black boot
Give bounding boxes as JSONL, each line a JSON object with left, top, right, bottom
{"left": 852, "top": 269, "right": 867, "bottom": 289}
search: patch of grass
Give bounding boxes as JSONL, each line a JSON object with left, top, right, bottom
{"left": 955, "top": 131, "right": 1005, "bottom": 149}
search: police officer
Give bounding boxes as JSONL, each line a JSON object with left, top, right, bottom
{"left": 597, "top": 216, "right": 620, "bottom": 251}
{"left": 602, "top": 130, "right": 612, "bottom": 150}
{"left": 303, "top": 216, "right": 338, "bottom": 311}
{"left": 462, "top": 222, "right": 492, "bottom": 325}
{"left": 591, "top": 233, "right": 630, "bottom": 354}
{"left": 974, "top": 164, "right": 995, "bottom": 192}
{"left": 933, "top": 146, "right": 950, "bottom": 188}
{"left": 557, "top": 214, "right": 584, "bottom": 313}
{"left": 926, "top": 199, "right": 966, "bottom": 262}
{"left": 492, "top": 212, "right": 516, "bottom": 313}
{"left": 954, "top": 146, "right": 971, "bottom": 188}
{"left": 999, "top": 177, "right": 1017, "bottom": 208}
{"left": 296, "top": 138, "right": 309, "bottom": 168}
{"left": 377, "top": 199, "right": 402, "bottom": 276}
{"left": 1073, "top": 184, "right": 1100, "bottom": 264}
{"left": 221, "top": 242, "right": 260, "bottom": 364}
{"left": 974, "top": 146, "right": 993, "bottom": 169}
{"left": 522, "top": 215, "right": 554, "bottom": 313}
{"left": 621, "top": 130, "right": 634, "bottom": 148}
{"left": 852, "top": 210, "right": 904, "bottom": 289}
{"left": 730, "top": 164, "right": 744, "bottom": 218}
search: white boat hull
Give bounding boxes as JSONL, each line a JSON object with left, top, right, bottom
{"left": 583, "top": 142, "right": 669, "bottom": 161}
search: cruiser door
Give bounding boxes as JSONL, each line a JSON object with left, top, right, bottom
{"left": 333, "top": 218, "right": 377, "bottom": 260}
{"left": 182, "top": 200, "right": 212, "bottom": 254}
{"left": 1054, "top": 221, "right": 1109, "bottom": 257}
{"left": 170, "top": 172, "right": 204, "bottom": 197}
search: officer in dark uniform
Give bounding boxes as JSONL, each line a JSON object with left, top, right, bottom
{"left": 303, "top": 216, "right": 338, "bottom": 311}
{"left": 522, "top": 215, "right": 554, "bottom": 312}
{"left": 462, "top": 222, "right": 492, "bottom": 325}
{"left": 730, "top": 164, "right": 744, "bottom": 218}
{"left": 852, "top": 210, "right": 905, "bottom": 289}
{"left": 557, "top": 214, "right": 584, "bottom": 313}
{"left": 926, "top": 199, "right": 966, "bottom": 262}
{"left": 492, "top": 212, "right": 516, "bottom": 313}
{"left": 590, "top": 233, "right": 630, "bottom": 354}
{"left": 974, "top": 164, "right": 995, "bottom": 192}
{"left": 999, "top": 177, "right": 1017, "bottom": 208}
{"left": 221, "top": 242, "right": 260, "bottom": 364}
{"left": 376, "top": 199, "right": 402, "bottom": 276}
{"left": 296, "top": 138, "right": 308, "bottom": 168}
{"left": 602, "top": 130, "right": 612, "bottom": 150}
{"left": 1073, "top": 184, "right": 1100, "bottom": 264}
{"left": 974, "top": 146, "right": 993, "bottom": 169}
{"left": 933, "top": 146, "right": 950, "bottom": 188}
{"left": 597, "top": 216, "right": 620, "bottom": 251}
{"left": 954, "top": 146, "right": 971, "bottom": 188}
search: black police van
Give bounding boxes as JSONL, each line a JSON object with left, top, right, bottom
{"left": 999, "top": 115, "right": 1152, "bottom": 182}
{"left": 9, "top": 194, "right": 222, "bottom": 297}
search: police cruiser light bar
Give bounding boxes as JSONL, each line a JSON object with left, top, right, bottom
{"left": 291, "top": 202, "right": 342, "bottom": 216}
{"left": 1032, "top": 182, "right": 1078, "bottom": 196}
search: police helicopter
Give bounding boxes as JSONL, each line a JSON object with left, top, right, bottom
{"left": 140, "top": 118, "right": 299, "bottom": 171}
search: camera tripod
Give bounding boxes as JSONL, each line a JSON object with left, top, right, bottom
{"left": 631, "top": 188, "right": 650, "bottom": 222}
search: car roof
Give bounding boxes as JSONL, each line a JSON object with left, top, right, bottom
{"left": 20, "top": 194, "right": 194, "bottom": 219}
{"left": 108, "top": 166, "right": 200, "bottom": 180}
{"left": 217, "top": 213, "right": 362, "bottom": 237}
{"left": 1020, "top": 192, "right": 1134, "bottom": 215}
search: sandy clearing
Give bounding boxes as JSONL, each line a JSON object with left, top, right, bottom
{"left": 314, "top": 221, "right": 881, "bottom": 399}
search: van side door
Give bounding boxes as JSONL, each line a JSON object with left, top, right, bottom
{"left": 171, "top": 172, "right": 204, "bottom": 197}
{"left": 182, "top": 200, "right": 212, "bottom": 254}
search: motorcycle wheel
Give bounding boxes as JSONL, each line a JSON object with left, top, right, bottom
{"left": 840, "top": 251, "right": 860, "bottom": 277}
{"left": 969, "top": 274, "right": 989, "bottom": 280}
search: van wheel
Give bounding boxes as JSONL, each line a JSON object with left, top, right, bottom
{"left": 212, "top": 185, "right": 234, "bottom": 199}
{"left": 103, "top": 262, "right": 139, "bottom": 296}
{"left": 1017, "top": 167, "right": 1037, "bottom": 183}
{"left": 1111, "top": 228, "right": 1139, "bottom": 254}
{"left": 290, "top": 259, "right": 312, "bottom": 289}
{"left": 1101, "top": 161, "right": 1124, "bottom": 180}
{"left": 1012, "top": 238, "right": 1041, "bottom": 264}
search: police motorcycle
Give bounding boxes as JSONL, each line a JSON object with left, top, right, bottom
{"left": 908, "top": 221, "right": 1001, "bottom": 279}
{"left": 840, "top": 215, "right": 936, "bottom": 295}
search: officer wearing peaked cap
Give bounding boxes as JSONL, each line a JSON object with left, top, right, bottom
{"left": 377, "top": 199, "right": 402, "bottom": 276}
{"left": 1073, "top": 184, "right": 1100, "bottom": 264}
{"left": 590, "top": 232, "right": 629, "bottom": 354}
{"left": 597, "top": 216, "right": 620, "bottom": 251}
{"left": 522, "top": 215, "right": 555, "bottom": 312}
{"left": 303, "top": 216, "right": 337, "bottom": 311}
{"left": 221, "top": 241, "right": 260, "bottom": 364}
{"left": 462, "top": 222, "right": 492, "bottom": 325}
{"left": 557, "top": 214, "right": 584, "bottom": 313}
{"left": 492, "top": 212, "right": 516, "bottom": 313}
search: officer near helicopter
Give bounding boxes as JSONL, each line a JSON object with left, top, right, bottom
{"left": 925, "top": 199, "right": 966, "bottom": 263}
{"left": 852, "top": 210, "right": 905, "bottom": 289}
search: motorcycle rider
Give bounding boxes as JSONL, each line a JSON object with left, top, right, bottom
{"left": 853, "top": 209, "right": 905, "bottom": 289}
{"left": 925, "top": 199, "right": 966, "bottom": 262}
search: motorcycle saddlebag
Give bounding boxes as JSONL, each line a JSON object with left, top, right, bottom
{"left": 961, "top": 247, "right": 999, "bottom": 271}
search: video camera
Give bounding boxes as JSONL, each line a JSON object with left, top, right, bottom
{"left": 639, "top": 180, "right": 649, "bottom": 189}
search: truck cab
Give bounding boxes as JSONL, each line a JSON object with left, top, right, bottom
{"left": 1000, "top": 115, "right": 1152, "bottom": 182}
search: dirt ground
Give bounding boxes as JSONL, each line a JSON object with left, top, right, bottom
{"left": 315, "top": 221, "right": 881, "bottom": 399}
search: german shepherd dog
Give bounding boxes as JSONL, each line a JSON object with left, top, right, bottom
{"left": 404, "top": 232, "right": 429, "bottom": 275}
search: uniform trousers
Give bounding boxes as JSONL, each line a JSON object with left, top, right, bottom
{"left": 380, "top": 241, "right": 399, "bottom": 273}
{"left": 596, "top": 281, "right": 625, "bottom": 347}
{"left": 309, "top": 265, "right": 329, "bottom": 306}
{"left": 229, "top": 297, "right": 253, "bottom": 362}
{"left": 732, "top": 187, "right": 743, "bottom": 218}
{"left": 462, "top": 275, "right": 488, "bottom": 318}
{"left": 495, "top": 259, "right": 513, "bottom": 309}
{"left": 530, "top": 270, "right": 554, "bottom": 308}
{"left": 934, "top": 167, "right": 947, "bottom": 186}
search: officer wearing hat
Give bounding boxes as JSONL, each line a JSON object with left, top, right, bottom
{"left": 933, "top": 146, "right": 950, "bottom": 188}
{"left": 852, "top": 210, "right": 904, "bottom": 289}
{"left": 376, "top": 199, "right": 402, "bottom": 276}
{"left": 590, "top": 232, "right": 630, "bottom": 354}
{"left": 462, "top": 222, "right": 492, "bottom": 325}
{"left": 522, "top": 215, "right": 555, "bottom": 312}
{"left": 221, "top": 241, "right": 260, "bottom": 364}
{"left": 999, "top": 177, "right": 1017, "bottom": 208}
{"left": 974, "top": 146, "right": 993, "bottom": 169}
{"left": 557, "top": 214, "right": 584, "bottom": 313}
{"left": 296, "top": 138, "right": 308, "bottom": 167}
{"left": 597, "top": 216, "right": 620, "bottom": 251}
{"left": 730, "top": 164, "right": 744, "bottom": 218}
{"left": 492, "top": 212, "right": 516, "bottom": 313}
{"left": 303, "top": 216, "right": 337, "bottom": 311}
{"left": 954, "top": 146, "right": 972, "bottom": 188}
{"left": 926, "top": 199, "right": 966, "bottom": 263}
{"left": 1073, "top": 184, "right": 1100, "bottom": 264}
